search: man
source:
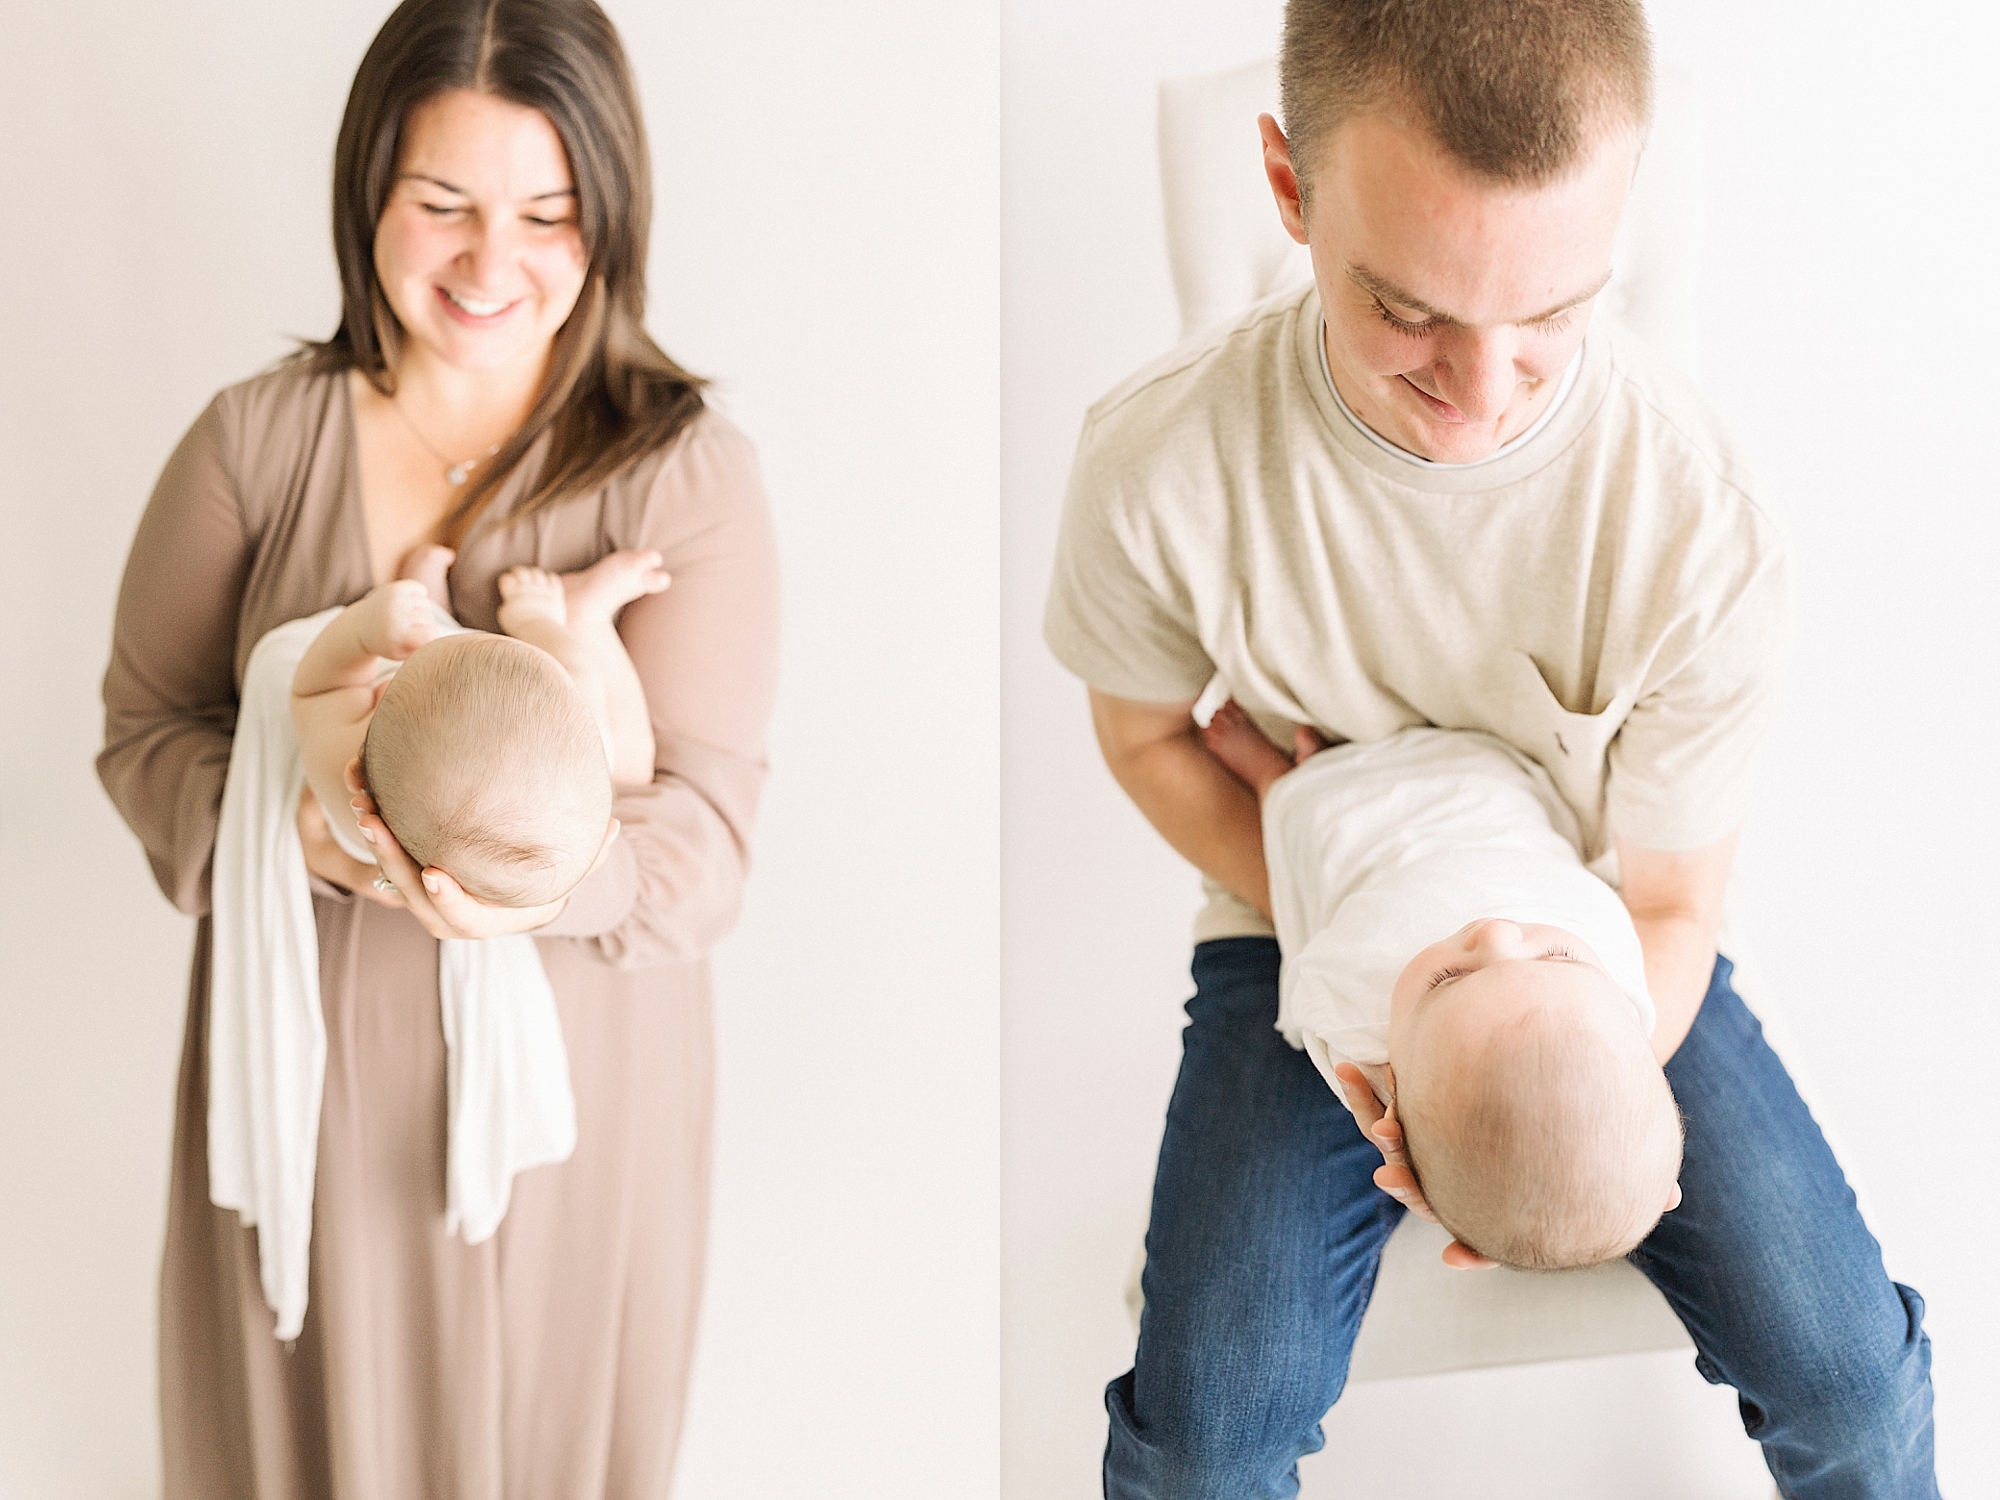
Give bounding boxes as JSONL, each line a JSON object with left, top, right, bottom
{"left": 1043, "top": 1, "right": 1939, "bottom": 1494}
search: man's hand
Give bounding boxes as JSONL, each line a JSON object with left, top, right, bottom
{"left": 1088, "top": 688, "right": 1273, "bottom": 918}
{"left": 1333, "top": 1063, "right": 1496, "bottom": 1270}
{"left": 1617, "top": 828, "right": 1739, "bottom": 1062}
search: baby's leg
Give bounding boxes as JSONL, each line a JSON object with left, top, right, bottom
{"left": 396, "top": 545, "right": 456, "bottom": 611}
{"left": 496, "top": 551, "right": 669, "bottom": 787}
{"left": 1201, "top": 700, "right": 1297, "bottom": 800}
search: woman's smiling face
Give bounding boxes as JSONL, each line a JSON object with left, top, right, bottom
{"left": 372, "top": 88, "right": 589, "bottom": 376}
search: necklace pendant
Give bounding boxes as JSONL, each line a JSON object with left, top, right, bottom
{"left": 446, "top": 462, "right": 470, "bottom": 486}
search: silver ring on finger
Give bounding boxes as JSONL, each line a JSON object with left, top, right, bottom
{"left": 373, "top": 875, "right": 397, "bottom": 895}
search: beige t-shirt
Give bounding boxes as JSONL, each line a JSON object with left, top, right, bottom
{"left": 1044, "top": 282, "right": 1790, "bottom": 942}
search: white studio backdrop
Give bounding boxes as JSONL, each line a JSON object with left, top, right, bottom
{"left": 0, "top": 3, "right": 1000, "bottom": 1498}
{"left": 999, "top": 0, "right": 1998, "bottom": 1496}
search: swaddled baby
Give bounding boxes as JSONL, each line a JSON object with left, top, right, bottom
{"left": 292, "top": 544, "right": 670, "bottom": 906}
{"left": 1204, "top": 704, "right": 1683, "bottom": 1271}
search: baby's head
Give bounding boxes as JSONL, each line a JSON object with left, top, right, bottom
{"left": 1387, "top": 918, "right": 1682, "bottom": 1271}
{"left": 360, "top": 633, "right": 613, "bottom": 908}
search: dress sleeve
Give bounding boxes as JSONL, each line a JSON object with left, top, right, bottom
{"left": 536, "top": 413, "right": 781, "bottom": 967}
{"left": 97, "top": 395, "right": 253, "bottom": 917}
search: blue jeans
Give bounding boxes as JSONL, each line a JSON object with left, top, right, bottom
{"left": 1104, "top": 938, "right": 1938, "bottom": 1499}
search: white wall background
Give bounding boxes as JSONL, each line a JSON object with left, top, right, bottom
{"left": 1000, "top": 1, "right": 1999, "bottom": 1496}
{"left": 0, "top": 3, "right": 999, "bottom": 1497}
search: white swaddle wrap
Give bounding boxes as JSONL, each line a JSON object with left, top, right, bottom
{"left": 209, "top": 605, "right": 577, "bottom": 1340}
{"left": 1263, "top": 728, "right": 1654, "bottom": 1112}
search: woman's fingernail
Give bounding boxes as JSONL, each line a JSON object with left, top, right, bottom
{"left": 359, "top": 827, "right": 376, "bottom": 844}
{"left": 423, "top": 874, "right": 441, "bottom": 894}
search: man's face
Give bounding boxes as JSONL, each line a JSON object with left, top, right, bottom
{"left": 1261, "top": 108, "right": 1638, "bottom": 464}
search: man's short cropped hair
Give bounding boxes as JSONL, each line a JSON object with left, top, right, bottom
{"left": 1279, "top": 0, "right": 1654, "bottom": 187}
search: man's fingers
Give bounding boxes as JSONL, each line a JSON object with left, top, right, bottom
{"left": 1332, "top": 1063, "right": 1385, "bottom": 1132}
{"left": 1373, "top": 1163, "right": 1440, "bottom": 1223}
{"left": 1369, "top": 1115, "right": 1408, "bottom": 1166}
{"left": 1441, "top": 1240, "right": 1499, "bottom": 1271}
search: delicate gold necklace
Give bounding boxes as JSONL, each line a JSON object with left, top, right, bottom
{"left": 389, "top": 393, "right": 502, "bottom": 487}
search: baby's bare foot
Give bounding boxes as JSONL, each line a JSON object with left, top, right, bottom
{"left": 1294, "top": 723, "right": 1339, "bottom": 764}
{"left": 496, "top": 565, "right": 569, "bottom": 639}
{"left": 397, "top": 545, "right": 456, "bottom": 611}
{"left": 356, "top": 579, "right": 439, "bottom": 661}
{"left": 1202, "top": 699, "right": 1297, "bottom": 799}
{"left": 560, "top": 550, "right": 670, "bottom": 629}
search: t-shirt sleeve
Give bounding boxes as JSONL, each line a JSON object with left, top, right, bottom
{"left": 1041, "top": 413, "right": 1216, "bottom": 705}
{"left": 1606, "top": 537, "right": 1792, "bottom": 851}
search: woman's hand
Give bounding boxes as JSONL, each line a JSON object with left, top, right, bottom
{"left": 1332, "top": 1062, "right": 1496, "bottom": 1270}
{"left": 340, "top": 760, "right": 575, "bottom": 939}
{"left": 297, "top": 785, "right": 404, "bottom": 907}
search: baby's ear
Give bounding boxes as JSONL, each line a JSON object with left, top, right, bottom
{"left": 1663, "top": 1181, "right": 1684, "bottom": 1213}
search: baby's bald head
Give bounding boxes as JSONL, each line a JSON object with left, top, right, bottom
{"left": 360, "top": 633, "right": 613, "bottom": 908}
{"left": 1392, "top": 940, "right": 1682, "bottom": 1271}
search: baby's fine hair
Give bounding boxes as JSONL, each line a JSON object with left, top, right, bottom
{"left": 360, "top": 633, "right": 612, "bottom": 908}
{"left": 1400, "top": 1004, "right": 1683, "bottom": 1271}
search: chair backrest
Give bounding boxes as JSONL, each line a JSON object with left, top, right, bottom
{"left": 1157, "top": 56, "right": 1704, "bottom": 376}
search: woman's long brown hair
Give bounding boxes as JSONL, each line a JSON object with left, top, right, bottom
{"left": 299, "top": 0, "right": 705, "bottom": 543}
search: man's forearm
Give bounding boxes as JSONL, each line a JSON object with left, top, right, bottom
{"left": 1631, "top": 911, "right": 1718, "bottom": 1063}
{"left": 1094, "top": 704, "right": 1271, "bottom": 917}
{"left": 1618, "top": 829, "right": 1738, "bottom": 1064}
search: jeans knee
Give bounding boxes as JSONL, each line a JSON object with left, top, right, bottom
{"left": 1104, "top": 1371, "right": 1323, "bottom": 1500}
{"left": 1735, "top": 1283, "right": 1936, "bottom": 1472}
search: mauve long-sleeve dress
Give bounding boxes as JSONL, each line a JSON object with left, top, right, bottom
{"left": 98, "top": 362, "right": 780, "bottom": 1500}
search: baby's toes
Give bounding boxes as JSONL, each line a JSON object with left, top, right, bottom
{"left": 613, "top": 549, "right": 661, "bottom": 579}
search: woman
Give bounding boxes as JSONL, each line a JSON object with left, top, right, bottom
{"left": 97, "top": 1, "right": 779, "bottom": 1492}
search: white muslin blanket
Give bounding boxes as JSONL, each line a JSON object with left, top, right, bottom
{"left": 208, "top": 606, "right": 577, "bottom": 1340}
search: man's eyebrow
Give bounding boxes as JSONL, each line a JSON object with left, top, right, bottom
{"left": 398, "top": 174, "right": 576, "bottom": 203}
{"left": 1346, "top": 263, "right": 1612, "bottom": 327}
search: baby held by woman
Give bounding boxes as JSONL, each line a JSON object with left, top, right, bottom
{"left": 291, "top": 545, "right": 670, "bottom": 906}
{"left": 1203, "top": 703, "right": 1684, "bottom": 1272}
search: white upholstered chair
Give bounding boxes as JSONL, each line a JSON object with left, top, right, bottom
{"left": 1133, "top": 56, "right": 1724, "bottom": 1384}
